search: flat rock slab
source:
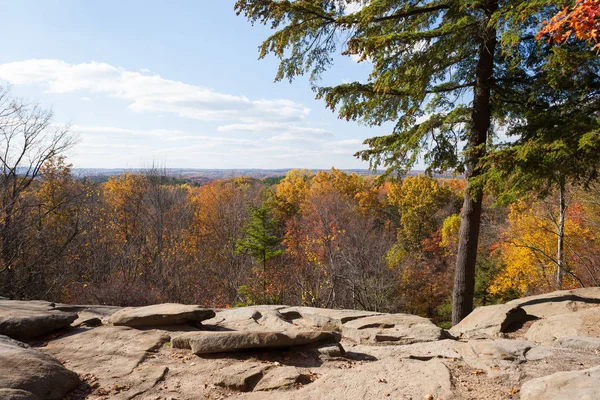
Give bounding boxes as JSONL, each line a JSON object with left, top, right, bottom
{"left": 450, "top": 287, "right": 600, "bottom": 340}
{"left": 173, "top": 330, "right": 341, "bottom": 354}
{"left": 254, "top": 366, "right": 310, "bottom": 391}
{"left": 0, "top": 389, "right": 39, "bottom": 400}
{"left": 0, "top": 300, "right": 78, "bottom": 340}
{"left": 342, "top": 313, "right": 444, "bottom": 345}
{"left": 108, "top": 303, "right": 215, "bottom": 328}
{"left": 241, "top": 358, "right": 452, "bottom": 400}
{"left": 279, "top": 307, "right": 379, "bottom": 330}
{"left": 525, "top": 308, "right": 600, "bottom": 345}
{"left": 0, "top": 335, "right": 79, "bottom": 400}
{"left": 449, "top": 303, "right": 528, "bottom": 339}
{"left": 456, "top": 339, "right": 534, "bottom": 377}
{"left": 521, "top": 365, "right": 600, "bottom": 400}
{"left": 213, "top": 362, "right": 271, "bottom": 391}
{"left": 203, "top": 307, "right": 297, "bottom": 332}
{"left": 43, "top": 326, "right": 169, "bottom": 379}
{"left": 506, "top": 287, "right": 600, "bottom": 319}
{"left": 555, "top": 336, "right": 600, "bottom": 351}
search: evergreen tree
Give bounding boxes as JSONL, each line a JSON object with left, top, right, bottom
{"left": 236, "top": 202, "right": 284, "bottom": 302}
{"left": 235, "top": 0, "right": 572, "bottom": 323}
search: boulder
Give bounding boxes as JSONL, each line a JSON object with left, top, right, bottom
{"left": 450, "top": 287, "right": 600, "bottom": 340}
{"left": 213, "top": 362, "right": 271, "bottom": 391}
{"left": 172, "top": 330, "right": 340, "bottom": 354}
{"left": 254, "top": 366, "right": 310, "bottom": 391}
{"left": 0, "top": 335, "right": 79, "bottom": 400}
{"left": 456, "top": 339, "right": 534, "bottom": 377}
{"left": 525, "top": 308, "right": 600, "bottom": 345}
{"left": 507, "top": 287, "right": 600, "bottom": 319}
{"left": 108, "top": 303, "right": 215, "bottom": 328}
{"left": 521, "top": 365, "right": 600, "bottom": 400}
{"left": 449, "top": 303, "right": 528, "bottom": 339}
{"left": 342, "top": 314, "right": 444, "bottom": 345}
{"left": 0, "top": 300, "right": 78, "bottom": 340}
{"left": 0, "top": 389, "right": 39, "bottom": 400}
{"left": 203, "top": 307, "right": 296, "bottom": 331}
{"left": 279, "top": 307, "right": 379, "bottom": 330}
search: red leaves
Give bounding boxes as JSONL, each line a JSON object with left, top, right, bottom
{"left": 538, "top": 0, "right": 600, "bottom": 51}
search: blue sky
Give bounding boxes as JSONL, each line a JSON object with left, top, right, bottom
{"left": 0, "top": 0, "right": 390, "bottom": 169}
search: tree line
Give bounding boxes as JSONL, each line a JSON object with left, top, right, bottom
{"left": 234, "top": 0, "right": 600, "bottom": 324}
{"left": 1, "top": 89, "right": 599, "bottom": 326}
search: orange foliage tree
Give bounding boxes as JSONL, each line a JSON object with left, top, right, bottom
{"left": 538, "top": 0, "right": 600, "bottom": 50}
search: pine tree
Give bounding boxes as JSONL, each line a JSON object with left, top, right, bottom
{"left": 235, "top": 0, "right": 590, "bottom": 323}
{"left": 236, "top": 202, "right": 283, "bottom": 302}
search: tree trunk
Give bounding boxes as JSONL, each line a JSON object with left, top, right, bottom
{"left": 556, "top": 177, "right": 566, "bottom": 290}
{"left": 452, "top": 0, "right": 498, "bottom": 326}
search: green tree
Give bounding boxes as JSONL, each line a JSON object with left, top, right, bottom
{"left": 480, "top": 35, "right": 600, "bottom": 290}
{"left": 235, "top": 0, "right": 564, "bottom": 323}
{"left": 236, "top": 201, "right": 284, "bottom": 302}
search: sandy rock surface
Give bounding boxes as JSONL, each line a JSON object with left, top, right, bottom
{"left": 0, "top": 300, "right": 78, "bottom": 340}
{"left": 108, "top": 303, "right": 215, "bottom": 327}
{"left": 0, "top": 335, "right": 79, "bottom": 400}
{"left": 1, "top": 290, "right": 600, "bottom": 399}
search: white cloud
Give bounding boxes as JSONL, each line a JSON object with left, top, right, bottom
{"left": 218, "top": 122, "right": 331, "bottom": 137}
{"left": 80, "top": 96, "right": 91, "bottom": 101}
{"left": 71, "top": 124, "right": 185, "bottom": 137}
{"left": 0, "top": 59, "right": 310, "bottom": 123}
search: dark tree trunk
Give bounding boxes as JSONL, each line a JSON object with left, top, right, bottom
{"left": 556, "top": 177, "right": 566, "bottom": 290}
{"left": 452, "top": 0, "right": 498, "bottom": 326}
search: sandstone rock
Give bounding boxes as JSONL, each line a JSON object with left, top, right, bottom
{"left": 342, "top": 314, "right": 444, "bottom": 345}
{"left": 525, "top": 308, "right": 600, "bottom": 345}
{"left": 0, "top": 300, "right": 78, "bottom": 340}
{"left": 253, "top": 366, "right": 309, "bottom": 391}
{"left": 108, "top": 303, "right": 215, "bottom": 328}
{"left": 456, "top": 339, "right": 533, "bottom": 377}
{"left": 521, "top": 365, "right": 600, "bottom": 400}
{"left": 279, "top": 307, "right": 379, "bottom": 330}
{"left": 507, "top": 287, "right": 600, "bottom": 319}
{"left": 0, "top": 389, "right": 39, "bottom": 400}
{"left": 172, "top": 330, "right": 340, "bottom": 354}
{"left": 450, "top": 288, "right": 600, "bottom": 340}
{"left": 555, "top": 336, "right": 600, "bottom": 351}
{"left": 213, "top": 362, "right": 271, "bottom": 391}
{"left": 0, "top": 335, "right": 79, "bottom": 400}
{"left": 241, "top": 358, "right": 452, "bottom": 400}
{"left": 70, "top": 312, "right": 102, "bottom": 328}
{"left": 43, "top": 326, "right": 169, "bottom": 378}
{"left": 449, "top": 303, "right": 528, "bottom": 339}
{"left": 203, "top": 307, "right": 296, "bottom": 331}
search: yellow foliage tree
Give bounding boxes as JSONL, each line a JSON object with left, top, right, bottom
{"left": 491, "top": 199, "right": 591, "bottom": 297}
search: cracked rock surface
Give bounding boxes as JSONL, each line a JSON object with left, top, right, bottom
{"left": 1, "top": 287, "right": 600, "bottom": 399}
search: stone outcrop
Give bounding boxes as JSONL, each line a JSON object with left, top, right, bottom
{"left": 525, "top": 307, "right": 600, "bottom": 345}
{"left": 449, "top": 303, "right": 528, "bottom": 339}
{"left": 450, "top": 287, "right": 600, "bottom": 339}
{"left": 0, "top": 300, "right": 78, "bottom": 340}
{"left": 521, "top": 365, "right": 600, "bottom": 399}
{"left": 0, "top": 335, "right": 79, "bottom": 400}
{"left": 279, "top": 306, "right": 380, "bottom": 330}
{"left": 2, "top": 288, "right": 600, "bottom": 399}
{"left": 172, "top": 330, "right": 341, "bottom": 354}
{"left": 108, "top": 303, "right": 215, "bottom": 327}
{"left": 342, "top": 313, "right": 444, "bottom": 344}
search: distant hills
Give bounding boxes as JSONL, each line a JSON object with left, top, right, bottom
{"left": 71, "top": 168, "right": 457, "bottom": 185}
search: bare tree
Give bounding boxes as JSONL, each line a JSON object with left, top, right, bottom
{"left": 0, "top": 85, "right": 76, "bottom": 298}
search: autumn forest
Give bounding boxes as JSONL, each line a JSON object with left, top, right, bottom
{"left": 3, "top": 0, "right": 600, "bottom": 328}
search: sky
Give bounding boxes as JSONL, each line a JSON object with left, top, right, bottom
{"left": 0, "top": 0, "right": 391, "bottom": 169}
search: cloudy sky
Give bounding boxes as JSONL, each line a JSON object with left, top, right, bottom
{"left": 0, "top": 0, "right": 389, "bottom": 169}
